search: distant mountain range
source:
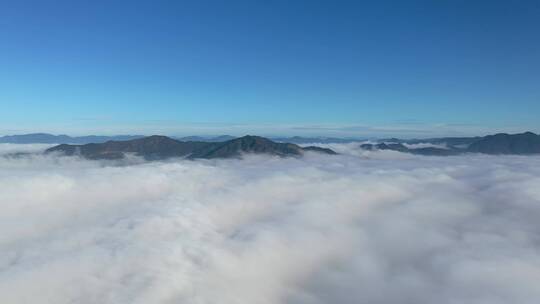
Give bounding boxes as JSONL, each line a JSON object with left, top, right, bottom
{"left": 0, "top": 133, "right": 144, "bottom": 144}
{"left": 0, "top": 133, "right": 365, "bottom": 145}
{"left": 362, "top": 132, "right": 540, "bottom": 155}
{"left": 6, "top": 132, "right": 540, "bottom": 158}
{"left": 45, "top": 135, "right": 337, "bottom": 160}
{"left": 467, "top": 132, "right": 540, "bottom": 154}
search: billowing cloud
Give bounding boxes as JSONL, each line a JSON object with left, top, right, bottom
{"left": 1, "top": 145, "right": 540, "bottom": 304}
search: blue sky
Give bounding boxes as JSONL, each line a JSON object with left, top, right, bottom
{"left": 1, "top": 0, "right": 539, "bottom": 137}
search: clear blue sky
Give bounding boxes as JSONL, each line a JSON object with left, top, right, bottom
{"left": 1, "top": 0, "right": 539, "bottom": 137}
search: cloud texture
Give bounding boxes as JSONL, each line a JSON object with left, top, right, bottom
{"left": 1, "top": 145, "right": 540, "bottom": 304}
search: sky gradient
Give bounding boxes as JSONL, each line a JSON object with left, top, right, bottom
{"left": 1, "top": 0, "right": 539, "bottom": 137}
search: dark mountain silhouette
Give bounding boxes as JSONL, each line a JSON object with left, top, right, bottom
{"left": 302, "top": 146, "right": 338, "bottom": 155}
{"left": 188, "top": 136, "right": 304, "bottom": 159}
{"left": 467, "top": 132, "right": 540, "bottom": 154}
{"left": 46, "top": 136, "right": 208, "bottom": 160}
{"left": 376, "top": 143, "right": 409, "bottom": 152}
{"left": 361, "top": 132, "right": 540, "bottom": 155}
{"left": 45, "top": 135, "right": 337, "bottom": 160}
{"left": 0, "top": 133, "right": 144, "bottom": 144}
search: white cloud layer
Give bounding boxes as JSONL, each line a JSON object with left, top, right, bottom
{"left": 1, "top": 145, "right": 540, "bottom": 304}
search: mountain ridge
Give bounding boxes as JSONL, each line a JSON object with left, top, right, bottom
{"left": 361, "top": 132, "right": 540, "bottom": 155}
{"left": 45, "top": 135, "right": 337, "bottom": 160}
{"left": 0, "top": 133, "right": 144, "bottom": 144}
{"left": 0, "top": 133, "right": 369, "bottom": 145}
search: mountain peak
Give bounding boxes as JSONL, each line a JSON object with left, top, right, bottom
{"left": 467, "top": 132, "right": 540, "bottom": 154}
{"left": 360, "top": 131, "right": 540, "bottom": 155}
{"left": 188, "top": 135, "right": 305, "bottom": 159}
{"left": 46, "top": 135, "right": 337, "bottom": 160}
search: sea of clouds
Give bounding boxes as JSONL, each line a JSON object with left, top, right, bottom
{"left": 1, "top": 143, "right": 540, "bottom": 304}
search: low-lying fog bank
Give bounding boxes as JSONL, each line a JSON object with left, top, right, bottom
{"left": 1, "top": 144, "right": 540, "bottom": 304}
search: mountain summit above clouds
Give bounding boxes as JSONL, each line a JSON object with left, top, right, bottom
{"left": 361, "top": 132, "right": 540, "bottom": 155}
{"left": 466, "top": 132, "right": 540, "bottom": 154}
{"left": 45, "top": 135, "right": 337, "bottom": 160}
